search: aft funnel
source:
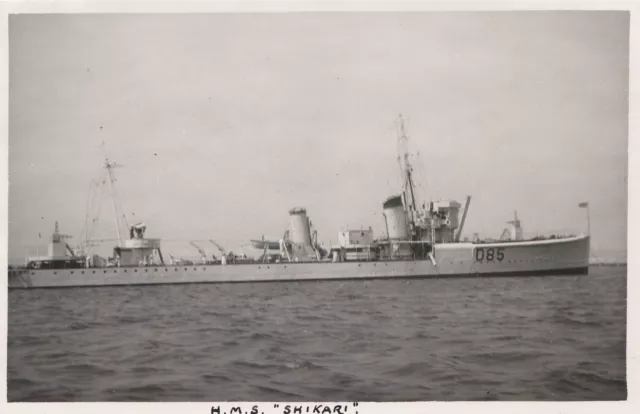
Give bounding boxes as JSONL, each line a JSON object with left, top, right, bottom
{"left": 287, "top": 207, "right": 319, "bottom": 261}
{"left": 288, "top": 207, "right": 313, "bottom": 246}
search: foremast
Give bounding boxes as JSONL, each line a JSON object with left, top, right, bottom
{"left": 104, "top": 156, "right": 124, "bottom": 246}
{"left": 97, "top": 144, "right": 164, "bottom": 267}
{"left": 393, "top": 114, "right": 468, "bottom": 250}
{"left": 397, "top": 114, "right": 418, "bottom": 221}
{"left": 396, "top": 114, "right": 423, "bottom": 242}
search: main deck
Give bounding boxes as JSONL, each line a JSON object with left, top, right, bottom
{"left": 8, "top": 235, "right": 590, "bottom": 289}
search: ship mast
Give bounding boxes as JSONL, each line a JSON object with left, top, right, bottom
{"left": 397, "top": 114, "right": 418, "bottom": 223}
{"left": 101, "top": 142, "right": 124, "bottom": 246}
{"left": 104, "top": 157, "right": 123, "bottom": 245}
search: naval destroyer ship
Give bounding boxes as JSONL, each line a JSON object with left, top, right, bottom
{"left": 8, "top": 115, "right": 590, "bottom": 289}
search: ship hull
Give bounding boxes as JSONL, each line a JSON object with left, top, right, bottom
{"left": 8, "top": 235, "right": 590, "bottom": 289}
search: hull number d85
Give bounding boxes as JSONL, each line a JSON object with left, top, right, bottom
{"left": 474, "top": 247, "right": 505, "bottom": 263}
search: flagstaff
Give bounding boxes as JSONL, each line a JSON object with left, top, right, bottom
{"left": 579, "top": 202, "right": 590, "bottom": 236}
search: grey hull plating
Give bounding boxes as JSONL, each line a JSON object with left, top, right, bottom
{"left": 9, "top": 235, "right": 590, "bottom": 289}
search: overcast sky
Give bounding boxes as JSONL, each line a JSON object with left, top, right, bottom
{"left": 8, "top": 12, "right": 629, "bottom": 262}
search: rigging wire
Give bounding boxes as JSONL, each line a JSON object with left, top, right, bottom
{"left": 73, "top": 150, "right": 138, "bottom": 252}
{"left": 415, "top": 151, "right": 432, "bottom": 203}
{"left": 88, "top": 170, "right": 108, "bottom": 243}
{"left": 396, "top": 115, "right": 431, "bottom": 208}
{"left": 107, "top": 162, "right": 132, "bottom": 238}
{"left": 79, "top": 178, "right": 96, "bottom": 247}
{"left": 78, "top": 167, "right": 105, "bottom": 249}
{"left": 78, "top": 167, "right": 111, "bottom": 248}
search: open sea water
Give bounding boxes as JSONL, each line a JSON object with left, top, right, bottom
{"left": 8, "top": 266, "right": 627, "bottom": 401}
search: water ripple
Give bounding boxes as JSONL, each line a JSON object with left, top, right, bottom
{"left": 8, "top": 266, "right": 627, "bottom": 401}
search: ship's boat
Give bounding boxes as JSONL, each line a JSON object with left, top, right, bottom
{"left": 250, "top": 239, "right": 281, "bottom": 251}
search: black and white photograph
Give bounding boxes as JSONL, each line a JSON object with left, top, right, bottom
{"left": 3, "top": 1, "right": 633, "bottom": 408}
